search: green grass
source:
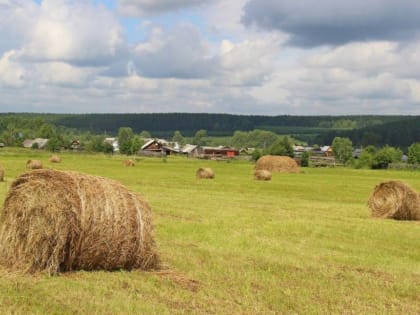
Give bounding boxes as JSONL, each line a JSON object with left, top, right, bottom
{"left": 0, "top": 149, "right": 419, "bottom": 314}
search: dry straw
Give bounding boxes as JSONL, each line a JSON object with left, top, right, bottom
{"left": 49, "top": 155, "right": 61, "bottom": 163}
{"left": 196, "top": 167, "right": 214, "bottom": 179}
{"left": 254, "top": 170, "right": 272, "bottom": 181}
{"left": 26, "top": 159, "right": 43, "bottom": 169}
{"left": 368, "top": 180, "right": 420, "bottom": 220}
{"left": 0, "top": 169, "right": 160, "bottom": 274}
{"left": 255, "top": 155, "right": 300, "bottom": 173}
{"left": 123, "top": 159, "right": 135, "bottom": 167}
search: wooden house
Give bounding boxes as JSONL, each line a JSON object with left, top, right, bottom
{"left": 197, "top": 146, "right": 239, "bottom": 159}
{"left": 140, "top": 139, "right": 178, "bottom": 156}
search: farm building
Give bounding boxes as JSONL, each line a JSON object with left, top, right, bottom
{"left": 181, "top": 144, "right": 199, "bottom": 157}
{"left": 197, "top": 146, "right": 239, "bottom": 159}
{"left": 70, "top": 140, "right": 82, "bottom": 151}
{"left": 320, "top": 146, "right": 333, "bottom": 157}
{"left": 23, "top": 138, "right": 49, "bottom": 149}
{"left": 140, "top": 139, "right": 179, "bottom": 156}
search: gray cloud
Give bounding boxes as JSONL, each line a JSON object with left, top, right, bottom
{"left": 132, "top": 24, "right": 218, "bottom": 79}
{"left": 242, "top": 0, "right": 420, "bottom": 47}
{"left": 118, "top": 0, "right": 214, "bottom": 16}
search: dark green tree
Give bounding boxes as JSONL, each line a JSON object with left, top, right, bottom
{"left": 300, "top": 151, "right": 311, "bottom": 167}
{"left": 372, "top": 146, "right": 403, "bottom": 169}
{"left": 139, "top": 130, "right": 151, "bottom": 139}
{"left": 251, "top": 149, "right": 263, "bottom": 162}
{"left": 408, "top": 142, "right": 420, "bottom": 164}
{"left": 356, "top": 150, "right": 374, "bottom": 169}
{"left": 332, "top": 137, "right": 353, "bottom": 164}
{"left": 193, "top": 129, "right": 208, "bottom": 146}
{"left": 130, "top": 136, "right": 144, "bottom": 155}
{"left": 268, "top": 136, "right": 294, "bottom": 157}
{"left": 86, "top": 136, "right": 105, "bottom": 152}
{"left": 172, "top": 130, "right": 186, "bottom": 146}
{"left": 363, "top": 145, "right": 377, "bottom": 154}
{"left": 38, "top": 123, "right": 57, "bottom": 139}
{"left": 47, "top": 135, "right": 62, "bottom": 152}
{"left": 118, "top": 127, "right": 134, "bottom": 155}
{"left": 103, "top": 142, "right": 114, "bottom": 154}
{"left": 231, "top": 131, "right": 248, "bottom": 148}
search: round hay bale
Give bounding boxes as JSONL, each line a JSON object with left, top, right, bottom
{"left": 255, "top": 155, "right": 299, "bottom": 173}
{"left": 123, "top": 159, "right": 135, "bottom": 167}
{"left": 196, "top": 167, "right": 214, "bottom": 179}
{"left": 0, "top": 167, "right": 4, "bottom": 182}
{"left": 254, "top": 170, "right": 272, "bottom": 181}
{"left": 0, "top": 169, "right": 160, "bottom": 274}
{"left": 26, "top": 159, "right": 43, "bottom": 169}
{"left": 49, "top": 155, "right": 61, "bottom": 163}
{"left": 368, "top": 180, "right": 420, "bottom": 220}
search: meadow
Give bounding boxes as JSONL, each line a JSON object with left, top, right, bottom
{"left": 0, "top": 149, "right": 419, "bottom": 314}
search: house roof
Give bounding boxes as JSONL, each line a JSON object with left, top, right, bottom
{"left": 141, "top": 139, "right": 156, "bottom": 150}
{"left": 181, "top": 144, "right": 198, "bottom": 153}
{"left": 141, "top": 138, "right": 170, "bottom": 150}
{"left": 23, "top": 138, "right": 49, "bottom": 149}
{"left": 202, "top": 146, "right": 238, "bottom": 151}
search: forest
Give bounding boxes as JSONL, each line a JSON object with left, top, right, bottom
{"left": 0, "top": 113, "right": 418, "bottom": 149}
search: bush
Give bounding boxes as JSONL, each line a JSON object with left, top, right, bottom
{"left": 372, "top": 146, "right": 403, "bottom": 169}
{"left": 268, "top": 136, "right": 294, "bottom": 157}
{"left": 355, "top": 150, "right": 374, "bottom": 169}
{"left": 300, "top": 151, "right": 311, "bottom": 167}
{"left": 408, "top": 142, "right": 420, "bottom": 164}
{"left": 251, "top": 149, "right": 263, "bottom": 162}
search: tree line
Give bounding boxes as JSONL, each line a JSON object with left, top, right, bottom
{"left": 0, "top": 113, "right": 418, "bottom": 157}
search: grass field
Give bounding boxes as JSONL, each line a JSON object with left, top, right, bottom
{"left": 0, "top": 149, "right": 419, "bottom": 314}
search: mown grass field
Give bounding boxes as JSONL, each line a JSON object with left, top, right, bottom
{"left": 0, "top": 149, "right": 419, "bottom": 314}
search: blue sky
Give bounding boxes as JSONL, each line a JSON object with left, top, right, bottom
{"left": 0, "top": 0, "right": 420, "bottom": 115}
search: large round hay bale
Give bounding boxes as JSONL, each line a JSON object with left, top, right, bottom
{"left": 254, "top": 170, "right": 272, "bottom": 181}
{"left": 196, "top": 167, "right": 214, "bottom": 179}
{"left": 255, "top": 155, "right": 299, "bottom": 173}
{"left": 26, "top": 159, "right": 43, "bottom": 169}
{"left": 0, "top": 169, "right": 160, "bottom": 274}
{"left": 123, "top": 159, "right": 135, "bottom": 167}
{"left": 49, "top": 155, "right": 61, "bottom": 163}
{"left": 0, "top": 167, "right": 4, "bottom": 182}
{"left": 368, "top": 180, "right": 420, "bottom": 220}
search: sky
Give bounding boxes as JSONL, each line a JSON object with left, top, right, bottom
{"left": 1, "top": 0, "right": 420, "bottom": 115}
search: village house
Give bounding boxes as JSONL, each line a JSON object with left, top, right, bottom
{"left": 180, "top": 144, "right": 199, "bottom": 157}
{"left": 140, "top": 139, "right": 177, "bottom": 156}
{"left": 196, "top": 146, "right": 239, "bottom": 159}
{"left": 70, "top": 140, "right": 82, "bottom": 151}
{"left": 22, "top": 138, "right": 49, "bottom": 149}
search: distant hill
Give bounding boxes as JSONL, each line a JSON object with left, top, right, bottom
{"left": 0, "top": 113, "right": 418, "bottom": 147}
{"left": 51, "top": 113, "right": 407, "bottom": 134}
{"left": 317, "top": 116, "right": 420, "bottom": 147}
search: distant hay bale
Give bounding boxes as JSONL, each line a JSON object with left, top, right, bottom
{"left": 255, "top": 155, "right": 299, "bottom": 173}
{"left": 196, "top": 167, "right": 214, "bottom": 179}
{"left": 368, "top": 180, "right": 420, "bottom": 220}
{"left": 49, "top": 155, "right": 61, "bottom": 163}
{"left": 26, "top": 159, "right": 43, "bottom": 169}
{"left": 0, "top": 169, "right": 160, "bottom": 274}
{"left": 123, "top": 159, "right": 135, "bottom": 167}
{"left": 254, "top": 170, "right": 272, "bottom": 181}
{"left": 0, "top": 167, "right": 4, "bottom": 182}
